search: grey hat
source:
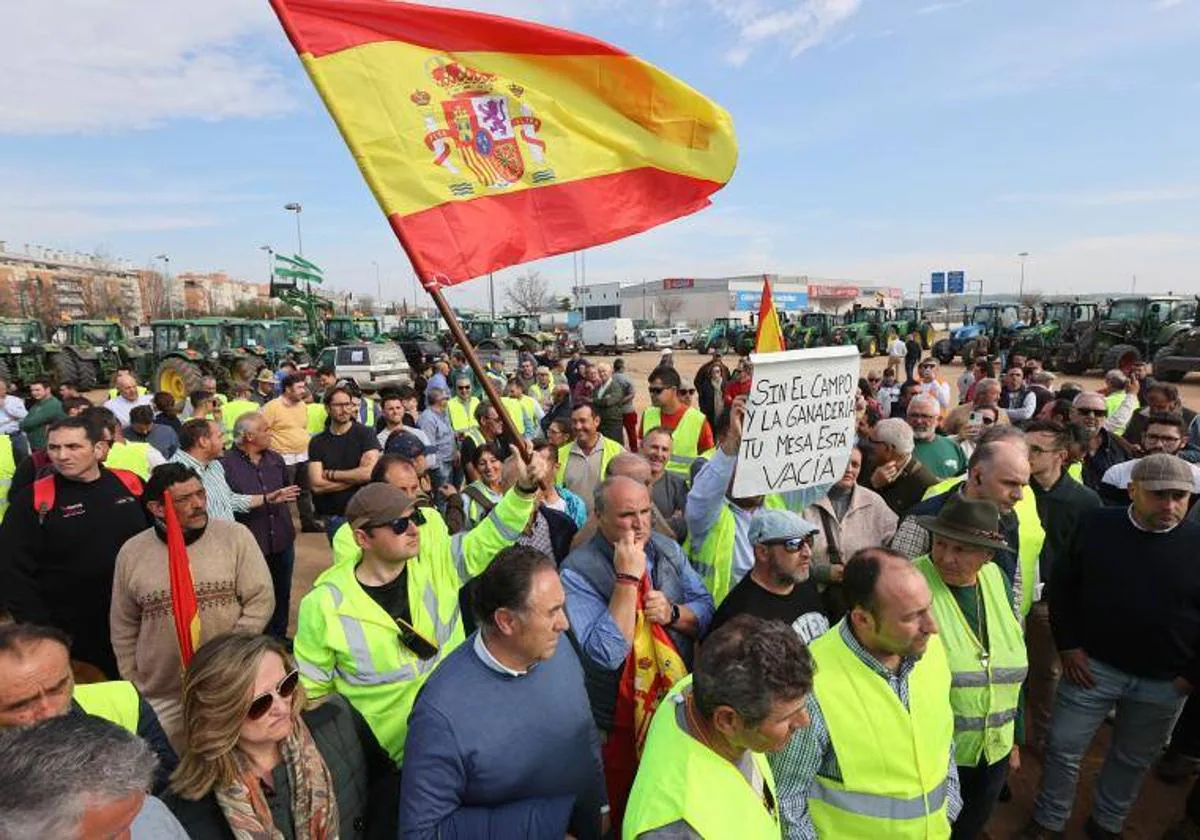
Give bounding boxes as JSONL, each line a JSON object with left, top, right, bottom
{"left": 914, "top": 495, "right": 1008, "bottom": 552}
{"left": 748, "top": 509, "right": 819, "bottom": 545}
{"left": 345, "top": 483, "right": 416, "bottom": 530}
{"left": 1131, "top": 453, "right": 1195, "bottom": 493}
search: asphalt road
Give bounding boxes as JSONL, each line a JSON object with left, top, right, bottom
{"left": 272, "top": 348, "right": 1194, "bottom": 838}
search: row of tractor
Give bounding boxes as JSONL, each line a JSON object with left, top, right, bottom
{"left": 932, "top": 296, "right": 1200, "bottom": 379}
{"left": 690, "top": 307, "right": 938, "bottom": 357}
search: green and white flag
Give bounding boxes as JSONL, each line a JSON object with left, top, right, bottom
{"left": 274, "top": 253, "right": 323, "bottom": 284}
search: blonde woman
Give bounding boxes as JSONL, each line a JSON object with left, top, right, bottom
{"left": 164, "top": 633, "right": 397, "bottom": 839}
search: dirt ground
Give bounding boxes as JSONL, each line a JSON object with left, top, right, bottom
{"left": 272, "top": 348, "right": 1195, "bottom": 839}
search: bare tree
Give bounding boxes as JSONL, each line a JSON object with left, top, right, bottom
{"left": 1019, "top": 290, "right": 1044, "bottom": 316}
{"left": 82, "top": 276, "right": 117, "bottom": 319}
{"left": 139, "top": 271, "right": 168, "bottom": 320}
{"left": 505, "top": 270, "right": 549, "bottom": 313}
{"left": 658, "top": 295, "right": 685, "bottom": 325}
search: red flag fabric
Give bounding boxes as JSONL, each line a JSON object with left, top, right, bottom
{"left": 601, "top": 574, "right": 688, "bottom": 828}
{"left": 164, "top": 493, "right": 201, "bottom": 666}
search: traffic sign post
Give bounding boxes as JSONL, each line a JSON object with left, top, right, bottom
{"left": 931, "top": 272, "right": 946, "bottom": 295}
{"left": 948, "top": 271, "right": 965, "bottom": 294}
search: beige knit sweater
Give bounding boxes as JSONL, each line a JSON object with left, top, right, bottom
{"left": 110, "top": 520, "right": 274, "bottom": 749}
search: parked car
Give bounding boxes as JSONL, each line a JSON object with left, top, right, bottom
{"left": 638, "top": 328, "right": 673, "bottom": 349}
{"left": 669, "top": 325, "right": 696, "bottom": 348}
{"left": 313, "top": 342, "right": 411, "bottom": 389}
{"left": 581, "top": 318, "right": 637, "bottom": 354}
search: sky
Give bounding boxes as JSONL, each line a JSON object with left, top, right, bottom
{"left": 1, "top": 0, "right": 1198, "bottom": 311}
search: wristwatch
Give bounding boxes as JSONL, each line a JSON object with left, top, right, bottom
{"left": 669, "top": 603, "right": 681, "bottom": 626}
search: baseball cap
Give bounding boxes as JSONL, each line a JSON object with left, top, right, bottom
{"left": 1131, "top": 453, "right": 1195, "bottom": 493}
{"left": 345, "top": 484, "right": 416, "bottom": 530}
{"left": 748, "top": 509, "right": 819, "bottom": 545}
{"left": 384, "top": 431, "right": 426, "bottom": 460}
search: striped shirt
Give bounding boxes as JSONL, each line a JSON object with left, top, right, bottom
{"left": 169, "top": 449, "right": 253, "bottom": 522}
{"left": 766, "top": 621, "right": 961, "bottom": 840}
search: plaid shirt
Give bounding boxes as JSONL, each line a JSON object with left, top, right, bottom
{"left": 767, "top": 621, "right": 961, "bottom": 840}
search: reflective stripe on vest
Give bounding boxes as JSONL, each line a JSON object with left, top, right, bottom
{"left": 624, "top": 676, "right": 781, "bottom": 839}
{"left": 920, "top": 477, "right": 1045, "bottom": 615}
{"left": 104, "top": 441, "right": 152, "bottom": 480}
{"left": 809, "top": 625, "right": 954, "bottom": 839}
{"left": 73, "top": 681, "right": 140, "bottom": 733}
{"left": 0, "top": 434, "right": 14, "bottom": 524}
{"left": 447, "top": 397, "right": 480, "bottom": 432}
{"left": 641, "top": 406, "right": 705, "bottom": 476}
{"left": 916, "top": 555, "right": 1027, "bottom": 765}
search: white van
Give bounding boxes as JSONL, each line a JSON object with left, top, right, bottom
{"left": 581, "top": 318, "right": 637, "bottom": 354}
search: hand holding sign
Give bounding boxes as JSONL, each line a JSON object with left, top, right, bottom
{"left": 731, "top": 346, "right": 861, "bottom": 499}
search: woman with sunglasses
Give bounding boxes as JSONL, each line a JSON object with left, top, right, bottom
{"left": 165, "top": 633, "right": 397, "bottom": 839}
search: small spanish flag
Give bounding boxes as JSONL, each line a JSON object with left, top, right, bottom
{"left": 164, "top": 493, "right": 201, "bottom": 666}
{"left": 755, "top": 276, "right": 786, "bottom": 353}
{"left": 269, "top": 0, "right": 737, "bottom": 286}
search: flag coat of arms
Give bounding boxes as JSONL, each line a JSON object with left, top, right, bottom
{"left": 270, "top": 0, "right": 738, "bottom": 285}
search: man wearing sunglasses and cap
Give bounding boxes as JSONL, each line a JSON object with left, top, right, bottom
{"left": 704, "top": 509, "right": 829, "bottom": 644}
{"left": 913, "top": 496, "right": 1027, "bottom": 840}
{"left": 294, "top": 446, "right": 553, "bottom": 764}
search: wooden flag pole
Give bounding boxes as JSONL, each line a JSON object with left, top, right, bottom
{"left": 423, "top": 281, "right": 532, "bottom": 464}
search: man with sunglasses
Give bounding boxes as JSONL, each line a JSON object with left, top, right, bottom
{"left": 295, "top": 447, "right": 552, "bottom": 764}
{"left": 447, "top": 378, "right": 480, "bottom": 433}
{"left": 641, "top": 365, "right": 713, "bottom": 481}
{"left": 1023, "top": 454, "right": 1200, "bottom": 839}
{"left": 1022, "top": 421, "right": 1101, "bottom": 756}
{"left": 704, "top": 509, "right": 828, "bottom": 644}
{"left": 1071, "top": 391, "right": 1135, "bottom": 492}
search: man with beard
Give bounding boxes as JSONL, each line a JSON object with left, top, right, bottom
{"left": 642, "top": 427, "right": 689, "bottom": 541}
{"left": 109, "top": 463, "right": 274, "bottom": 747}
{"left": 0, "top": 416, "right": 147, "bottom": 679}
{"left": 907, "top": 393, "right": 967, "bottom": 480}
{"left": 769, "top": 548, "right": 959, "bottom": 839}
{"left": 1072, "top": 391, "right": 1135, "bottom": 491}
{"left": 704, "top": 509, "right": 828, "bottom": 644}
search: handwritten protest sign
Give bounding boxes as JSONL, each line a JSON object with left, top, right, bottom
{"left": 731, "top": 345, "right": 861, "bottom": 499}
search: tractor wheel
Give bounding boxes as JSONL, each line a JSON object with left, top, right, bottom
{"left": 233, "top": 357, "right": 266, "bottom": 385}
{"left": 884, "top": 328, "right": 899, "bottom": 346}
{"left": 1154, "top": 347, "right": 1186, "bottom": 383}
{"left": 51, "top": 352, "right": 79, "bottom": 387}
{"left": 1100, "top": 344, "right": 1141, "bottom": 376}
{"left": 861, "top": 337, "right": 878, "bottom": 357}
{"left": 920, "top": 324, "right": 934, "bottom": 350}
{"left": 932, "top": 340, "right": 954, "bottom": 366}
{"left": 156, "top": 357, "right": 204, "bottom": 406}
{"left": 73, "top": 356, "right": 100, "bottom": 390}
{"left": 716, "top": 338, "right": 731, "bottom": 355}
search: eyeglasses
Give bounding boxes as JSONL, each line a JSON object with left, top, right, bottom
{"left": 365, "top": 508, "right": 426, "bottom": 534}
{"left": 680, "top": 389, "right": 696, "bottom": 395}
{"left": 1075, "top": 408, "right": 1107, "bottom": 417}
{"left": 394, "top": 615, "right": 439, "bottom": 660}
{"left": 1028, "top": 444, "right": 1062, "bottom": 455}
{"left": 328, "top": 401, "right": 353, "bottom": 409}
{"left": 246, "top": 668, "right": 300, "bottom": 720}
{"left": 766, "top": 534, "right": 815, "bottom": 551}
{"left": 457, "top": 386, "right": 471, "bottom": 391}
{"left": 648, "top": 386, "right": 666, "bottom": 395}
{"left": 1145, "top": 434, "right": 1182, "bottom": 444}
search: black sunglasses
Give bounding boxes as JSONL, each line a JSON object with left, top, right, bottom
{"left": 765, "top": 534, "right": 815, "bottom": 551}
{"left": 1076, "top": 408, "right": 1107, "bottom": 417}
{"left": 246, "top": 669, "right": 300, "bottom": 720}
{"left": 648, "top": 386, "right": 668, "bottom": 395}
{"left": 373, "top": 508, "right": 426, "bottom": 534}
{"left": 457, "top": 385, "right": 471, "bottom": 391}
{"left": 394, "top": 616, "right": 439, "bottom": 660}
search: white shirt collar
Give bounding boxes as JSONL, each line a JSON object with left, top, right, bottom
{"left": 1127, "top": 504, "right": 1180, "bottom": 534}
{"left": 473, "top": 632, "right": 530, "bottom": 677}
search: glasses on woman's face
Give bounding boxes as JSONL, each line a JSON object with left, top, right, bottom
{"left": 246, "top": 668, "right": 300, "bottom": 721}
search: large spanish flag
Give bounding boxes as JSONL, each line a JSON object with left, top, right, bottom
{"left": 270, "top": 0, "right": 737, "bottom": 285}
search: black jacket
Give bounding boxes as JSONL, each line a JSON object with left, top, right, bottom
{"left": 164, "top": 695, "right": 398, "bottom": 840}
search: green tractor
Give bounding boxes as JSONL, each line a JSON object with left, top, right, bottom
{"left": 1055, "top": 296, "right": 1197, "bottom": 375}
{"left": 56, "top": 320, "right": 151, "bottom": 389}
{"left": 840, "top": 306, "right": 889, "bottom": 357}
{"left": 692, "top": 318, "right": 755, "bottom": 355}
{"left": 502, "top": 314, "right": 554, "bottom": 352}
{"left": 1153, "top": 309, "right": 1200, "bottom": 383}
{"left": 149, "top": 319, "right": 270, "bottom": 403}
{"left": 882, "top": 307, "right": 935, "bottom": 350}
{"left": 784, "top": 313, "right": 842, "bottom": 349}
{"left": 225, "top": 320, "right": 304, "bottom": 371}
{"left": 1010, "top": 301, "right": 1098, "bottom": 367}
{"left": 393, "top": 317, "right": 445, "bottom": 371}
{"left": 326, "top": 316, "right": 385, "bottom": 345}
{"left": 0, "top": 319, "right": 59, "bottom": 387}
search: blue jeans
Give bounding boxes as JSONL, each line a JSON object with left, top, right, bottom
{"left": 264, "top": 545, "right": 295, "bottom": 640}
{"left": 1033, "top": 657, "right": 1186, "bottom": 832}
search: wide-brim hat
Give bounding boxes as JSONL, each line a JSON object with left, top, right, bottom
{"left": 255, "top": 369, "right": 276, "bottom": 383}
{"left": 914, "top": 495, "right": 1008, "bottom": 552}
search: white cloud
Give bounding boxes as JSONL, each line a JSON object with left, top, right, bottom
{"left": 0, "top": 1, "right": 294, "bottom": 134}
{"left": 1155, "top": 0, "right": 1185, "bottom": 9}
{"left": 707, "top": 0, "right": 862, "bottom": 64}
{"left": 997, "top": 186, "right": 1200, "bottom": 207}
{"left": 916, "top": 0, "right": 972, "bottom": 16}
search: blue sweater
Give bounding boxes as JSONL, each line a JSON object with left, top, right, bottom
{"left": 399, "top": 633, "right": 607, "bottom": 840}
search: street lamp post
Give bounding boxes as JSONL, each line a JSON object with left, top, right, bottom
{"left": 372, "top": 261, "right": 382, "bottom": 313}
{"left": 283, "top": 203, "right": 303, "bottom": 257}
{"left": 1017, "top": 252, "right": 1030, "bottom": 300}
{"left": 260, "top": 245, "right": 274, "bottom": 285}
{"left": 155, "top": 253, "right": 173, "bottom": 319}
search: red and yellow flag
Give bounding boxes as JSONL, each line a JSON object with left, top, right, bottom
{"left": 755, "top": 275, "right": 786, "bottom": 352}
{"left": 164, "top": 494, "right": 201, "bottom": 666}
{"left": 270, "top": 0, "right": 737, "bottom": 285}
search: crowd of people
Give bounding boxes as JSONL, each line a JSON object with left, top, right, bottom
{"left": 1, "top": 340, "right": 1199, "bottom": 840}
